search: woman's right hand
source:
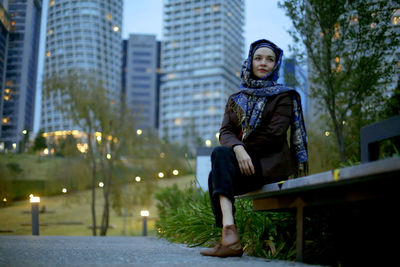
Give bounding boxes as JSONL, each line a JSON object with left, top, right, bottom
{"left": 233, "top": 145, "right": 255, "bottom": 176}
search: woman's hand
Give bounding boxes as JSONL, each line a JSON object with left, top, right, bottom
{"left": 233, "top": 145, "right": 255, "bottom": 176}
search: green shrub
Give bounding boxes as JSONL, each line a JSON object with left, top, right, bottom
{"left": 155, "top": 185, "right": 297, "bottom": 260}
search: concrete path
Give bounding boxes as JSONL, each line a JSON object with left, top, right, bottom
{"left": 0, "top": 236, "right": 319, "bottom": 266}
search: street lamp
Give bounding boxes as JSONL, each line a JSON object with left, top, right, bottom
{"left": 158, "top": 172, "right": 165, "bottom": 178}
{"left": 172, "top": 169, "right": 179, "bottom": 176}
{"left": 141, "top": 210, "right": 149, "bottom": 236}
{"left": 29, "top": 195, "right": 40, "bottom": 235}
{"left": 99, "top": 182, "right": 104, "bottom": 188}
{"left": 135, "top": 176, "right": 141, "bottom": 182}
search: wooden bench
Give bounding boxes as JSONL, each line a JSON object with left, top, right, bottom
{"left": 236, "top": 156, "right": 400, "bottom": 262}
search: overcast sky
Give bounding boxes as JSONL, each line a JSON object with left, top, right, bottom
{"left": 123, "top": 0, "right": 293, "bottom": 52}
{"left": 34, "top": 0, "right": 294, "bottom": 133}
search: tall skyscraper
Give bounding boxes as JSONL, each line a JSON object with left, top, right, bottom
{"left": 123, "top": 34, "right": 160, "bottom": 131}
{"left": 0, "top": 0, "right": 42, "bottom": 151}
{"left": 40, "top": 0, "right": 122, "bottom": 135}
{"left": 160, "top": 0, "right": 245, "bottom": 147}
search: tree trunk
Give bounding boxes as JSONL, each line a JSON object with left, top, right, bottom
{"left": 87, "top": 130, "right": 97, "bottom": 236}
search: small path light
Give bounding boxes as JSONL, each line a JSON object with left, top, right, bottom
{"left": 205, "top": 139, "right": 212, "bottom": 147}
{"left": 141, "top": 210, "right": 149, "bottom": 236}
{"left": 99, "top": 182, "right": 104, "bottom": 188}
{"left": 29, "top": 195, "right": 40, "bottom": 235}
{"left": 158, "top": 172, "right": 165, "bottom": 178}
{"left": 172, "top": 169, "right": 179, "bottom": 176}
{"left": 62, "top": 188, "right": 67, "bottom": 193}
{"left": 135, "top": 176, "right": 141, "bottom": 182}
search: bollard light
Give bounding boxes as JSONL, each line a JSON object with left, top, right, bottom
{"left": 29, "top": 195, "right": 40, "bottom": 235}
{"left": 141, "top": 210, "right": 149, "bottom": 236}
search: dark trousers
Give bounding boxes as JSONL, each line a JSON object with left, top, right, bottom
{"left": 208, "top": 146, "right": 282, "bottom": 228}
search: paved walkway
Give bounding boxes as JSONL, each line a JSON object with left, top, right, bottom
{"left": 0, "top": 236, "right": 319, "bottom": 266}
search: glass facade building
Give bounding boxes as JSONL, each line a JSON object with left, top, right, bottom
{"left": 123, "top": 34, "right": 160, "bottom": 131}
{"left": 160, "top": 0, "right": 245, "bottom": 147}
{"left": 0, "top": 0, "right": 42, "bottom": 151}
{"left": 41, "top": 0, "right": 123, "bottom": 134}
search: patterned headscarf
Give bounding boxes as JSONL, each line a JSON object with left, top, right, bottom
{"left": 231, "top": 39, "right": 308, "bottom": 175}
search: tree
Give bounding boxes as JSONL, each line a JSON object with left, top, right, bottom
{"left": 33, "top": 129, "right": 47, "bottom": 152}
{"left": 279, "top": 0, "right": 400, "bottom": 162}
{"left": 44, "top": 70, "right": 137, "bottom": 235}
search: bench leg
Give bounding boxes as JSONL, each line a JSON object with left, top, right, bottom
{"left": 296, "top": 205, "right": 304, "bottom": 262}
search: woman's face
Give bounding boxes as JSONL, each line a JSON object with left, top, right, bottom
{"left": 251, "top": 47, "right": 276, "bottom": 79}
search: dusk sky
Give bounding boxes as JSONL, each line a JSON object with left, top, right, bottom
{"left": 34, "top": 0, "right": 294, "bottom": 133}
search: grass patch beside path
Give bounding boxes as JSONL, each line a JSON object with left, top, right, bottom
{"left": 0, "top": 174, "right": 196, "bottom": 236}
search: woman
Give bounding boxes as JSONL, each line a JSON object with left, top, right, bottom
{"left": 200, "top": 39, "right": 308, "bottom": 257}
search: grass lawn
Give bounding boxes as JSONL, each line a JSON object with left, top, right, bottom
{"left": 0, "top": 174, "right": 197, "bottom": 236}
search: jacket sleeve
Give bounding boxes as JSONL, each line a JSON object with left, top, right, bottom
{"left": 219, "top": 97, "right": 245, "bottom": 149}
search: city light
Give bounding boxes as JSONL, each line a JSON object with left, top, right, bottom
{"left": 43, "top": 148, "right": 49, "bottom": 155}
{"left": 141, "top": 210, "right": 149, "bottom": 217}
{"left": 99, "top": 182, "right": 104, "bottom": 188}
{"left": 62, "top": 188, "right": 67, "bottom": 193}
{"left": 22, "top": 129, "right": 27, "bottom": 135}
{"left": 135, "top": 176, "right": 141, "bottom": 182}
{"left": 136, "top": 129, "right": 142, "bottom": 135}
{"left": 325, "top": 131, "right": 331, "bottom": 137}
{"left": 160, "top": 152, "right": 165, "bottom": 158}
{"left": 106, "top": 153, "right": 111, "bottom": 159}
{"left": 113, "top": 25, "right": 120, "bottom": 32}
{"left": 215, "top": 132, "right": 220, "bottom": 139}
{"left": 3, "top": 198, "right": 7, "bottom": 202}
{"left": 205, "top": 139, "right": 212, "bottom": 147}
{"left": 29, "top": 195, "right": 40, "bottom": 203}
{"left": 97, "top": 135, "right": 102, "bottom": 142}
{"left": 172, "top": 169, "right": 179, "bottom": 176}
{"left": 158, "top": 172, "right": 165, "bottom": 178}
{"left": 12, "top": 143, "right": 16, "bottom": 150}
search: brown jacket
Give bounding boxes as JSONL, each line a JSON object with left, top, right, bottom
{"left": 219, "top": 91, "right": 297, "bottom": 178}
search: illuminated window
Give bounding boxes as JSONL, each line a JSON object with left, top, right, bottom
{"left": 113, "top": 25, "right": 119, "bottom": 32}
{"left": 393, "top": 9, "right": 400, "bottom": 25}
{"left": 335, "top": 56, "right": 340, "bottom": 64}
{"left": 334, "top": 23, "right": 340, "bottom": 39}
{"left": 349, "top": 15, "right": 358, "bottom": 25}
{"left": 393, "top": 16, "right": 400, "bottom": 25}
{"left": 4, "top": 95, "right": 10, "bottom": 101}
{"left": 2, "top": 118, "right": 10, "bottom": 124}
{"left": 213, "top": 4, "right": 220, "bottom": 11}
{"left": 106, "top": 14, "right": 112, "bottom": 21}
{"left": 46, "top": 51, "right": 51, "bottom": 57}
{"left": 50, "top": 0, "right": 55, "bottom": 6}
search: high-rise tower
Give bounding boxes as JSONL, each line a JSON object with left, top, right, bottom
{"left": 0, "top": 0, "right": 42, "bottom": 151}
{"left": 160, "top": 0, "right": 245, "bottom": 147}
{"left": 41, "top": 0, "right": 122, "bottom": 135}
{"left": 123, "top": 34, "right": 160, "bottom": 131}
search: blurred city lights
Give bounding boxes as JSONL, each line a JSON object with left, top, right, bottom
{"left": 325, "top": 131, "right": 331, "bottom": 137}
{"left": 158, "top": 172, "right": 165, "bottom": 178}
{"left": 172, "top": 169, "right": 179, "bottom": 176}
{"left": 160, "top": 152, "right": 165, "bottom": 158}
{"left": 135, "top": 176, "right": 141, "bottom": 182}
{"left": 62, "top": 188, "right": 67, "bottom": 193}
{"left": 97, "top": 135, "right": 102, "bottom": 142}
{"left": 106, "top": 153, "right": 111, "bottom": 159}
{"left": 22, "top": 129, "right": 27, "bottom": 135}
{"left": 99, "top": 182, "right": 104, "bottom": 188}
{"left": 3, "top": 198, "right": 7, "bottom": 202}
{"left": 44, "top": 148, "right": 49, "bottom": 155}
{"left": 136, "top": 129, "right": 143, "bottom": 135}
{"left": 215, "top": 132, "right": 220, "bottom": 139}
{"left": 12, "top": 143, "right": 16, "bottom": 149}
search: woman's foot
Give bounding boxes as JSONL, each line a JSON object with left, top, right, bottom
{"left": 200, "top": 224, "right": 243, "bottom": 257}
